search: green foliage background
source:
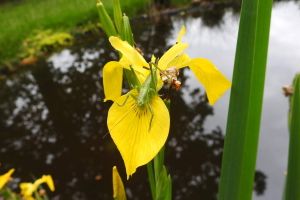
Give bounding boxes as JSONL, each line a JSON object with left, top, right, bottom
{"left": 0, "top": 0, "right": 151, "bottom": 62}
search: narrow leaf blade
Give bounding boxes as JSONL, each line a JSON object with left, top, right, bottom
{"left": 284, "top": 74, "right": 300, "bottom": 200}
{"left": 218, "top": 0, "right": 273, "bottom": 199}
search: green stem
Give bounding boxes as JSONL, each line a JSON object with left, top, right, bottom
{"left": 147, "top": 142, "right": 172, "bottom": 200}
{"left": 147, "top": 147, "right": 165, "bottom": 200}
{"left": 154, "top": 147, "right": 165, "bottom": 182}
{"left": 147, "top": 161, "right": 156, "bottom": 200}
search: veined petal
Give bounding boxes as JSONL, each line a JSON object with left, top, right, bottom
{"left": 107, "top": 92, "right": 170, "bottom": 178}
{"left": 188, "top": 58, "right": 231, "bottom": 105}
{"left": 103, "top": 61, "right": 124, "bottom": 102}
{"left": 176, "top": 26, "right": 186, "bottom": 43}
{"left": 0, "top": 168, "right": 14, "bottom": 189}
{"left": 112, "top": 166, "right": 127, "bottom": 200}
{"left": 167, "top": 53, "right": 191, "bottom": 69}
{"left": 109, "top": 36, "right": 149, "bottom": 67}
{"left": 158, "top": 42, "right": 188, "bottom": 70}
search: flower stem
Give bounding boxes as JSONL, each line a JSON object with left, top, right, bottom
{"left": 147, "top": 140, "right": 172, "bottom": 200}
{"left": 147, "top": 161, "right": 156, "bottom": 199}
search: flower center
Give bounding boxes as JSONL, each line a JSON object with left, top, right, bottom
{"left": 160, "top": 67, "right": 181, "bottom": 90}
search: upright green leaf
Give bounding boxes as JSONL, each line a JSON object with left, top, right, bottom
{"left": 155, "top": 166, "right": 172, "bottom": 200}
{"left": 147, "top": 161, "right": 156, "bottom": 200}
{"left": 121, "top": 14, "right": 136, "bottom": 86}
{"left": 284, "top": 74, "right": 300, "bottom": 200}
{"left": 218, "top": 0, "right": 273, "bottom": 199}
{"left": 113, "top": 0, "right": 123, "bottom": 33}
{"left": 147, "top": 148, "right": 172, "bottom": 200}
{"left": 122, "top": 15, "right": 134, "bottom": 46}
{"left": 96, "top": 1, "right": 117, "bottom": 37}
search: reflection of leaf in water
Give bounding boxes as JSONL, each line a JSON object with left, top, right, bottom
{"left": 254, "top": 171, "right": 267, "bottom": 196}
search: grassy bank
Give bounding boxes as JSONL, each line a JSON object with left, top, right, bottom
{"left": 0, "top": 0, "right": 151, "bottom": 63}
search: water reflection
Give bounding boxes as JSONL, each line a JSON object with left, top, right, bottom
{"left": 0, "top": 4, "right": 271, "bottom": 200}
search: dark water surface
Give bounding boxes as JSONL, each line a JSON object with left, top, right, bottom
{"left": 1, "top": 1, "right": 300, "bottom": 199}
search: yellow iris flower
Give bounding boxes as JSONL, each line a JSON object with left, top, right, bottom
{"left": 20, "top": 175, "right": 55, "bottom": 200}
{"left": 0, "top": 168, "right": 15, "bottom": 189}
{"left": 103, "top": 26, "right": 231, "bottom": 104}
{"left": 104, "top": 26, "right": 231, "bottom": 178}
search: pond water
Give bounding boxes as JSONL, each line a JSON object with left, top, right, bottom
{"left": 1, "top": 1, "right": 300, "bottom": 199}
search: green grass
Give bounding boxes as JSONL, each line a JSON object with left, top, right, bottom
{"left": 0, "top": 0, "right": 151, "bottom": 62}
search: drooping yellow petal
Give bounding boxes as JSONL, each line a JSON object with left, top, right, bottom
{"left": 107, "top": 91, "right": 170, "bottom": 178}
{"left": 109, "top": 36, "right": 149, "bottom": 67}
{"left": 42, "top": 175, "right": 55, "bottom": 191}
{"left": 103, "top": 61, "right": 124, "bottom": 102}
{"left": 176, "top": 26, "right": 186, "bottom": 43}
{"left": 167, "top": 53, "right": 191, "bottom": 69}
{"left": 158, "top": 42, "right": 188, "bottom": 70}
{"left": 188, "top": 58, "right": 231, "bottom": 105}
{"left": 112, "top": 166, "right": 127, "bottom": 200}
{"left": 0, "top": 168, "right": 14, "bottom": 189}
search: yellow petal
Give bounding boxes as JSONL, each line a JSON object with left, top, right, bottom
{"left": 112, "top": 166, "right": 127, "bottom": 200}
{"left": 103, "top": 59, "right": 149, "bottom": 102}
{"left": 188, "top": 58, "right": 231, "bottom": 105}
{"left": 103, "top": 61, "right": 124, "bottom": 102}
{"left": 119, "top": 56, "right": 131, "bottom": 68}
{"left": 158, "top": 42, "right": 188, "bottom": 70}
{"left": 167, "top": 53, "right": 191, "bottom": 69}
{"left": 136, "top": 70, "right": 150, "bottom": 85}
{"left": 0, "top": 168, "right": 14, "bottom": 189}
{"left": 109, "top": 36, "right": 149, "bottom": 67}
{"left": 42, "top": 175, "right": 55, "bottom": 191}
{"left": 20, "top": 183, "right": 35, "bottom": 197}
{"left": 119, "top": 56, "right": 149, "bottom": 84}
{"left": 176, "top": 26, "right": 186, "bottom": 43}
{"left": 107, "top": 92, "right": 170, "bottom": 178}
{"left": 24, "top": 196, "right": 34, "bottom": 200}
{"left": 156, "top": 75, "right": 164, "bottom": 91}
{"left": 20, "top": 174, "right": 55, "bottom": 198}
{"left": 151, "top": 54, "right": 156, "bottom": 63}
